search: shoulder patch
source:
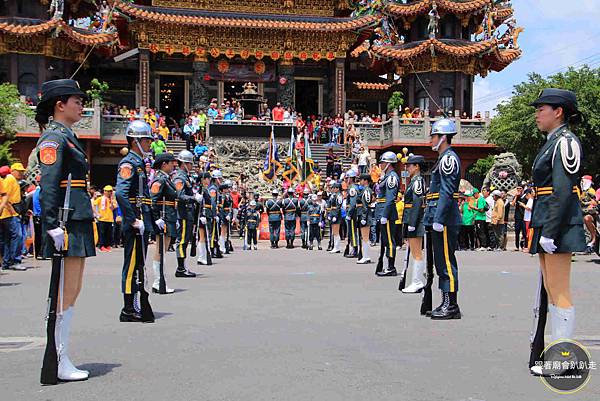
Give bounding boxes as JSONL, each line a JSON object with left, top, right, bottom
{"left": 151, "top": 181, "right": 162, "bottom": 194}
{"left": 119, "top": 163, "right": 133, "bottom": 179}
{"left": 387, "top": 174, "right": 398, "bottom": 189}
{"left": 349, "top": 187, "right": 357, "bottom": 197}
{"left": 555, "top": 136, "right": 581, "bottom": 175}
{"left": 414, "top": 178, "right": 424, "bottom": 195}
{"left": 39, "top": 140, "right": 59, "bottom": 165}
{"left": 175, "top": 180, "right": 184, "bottom": 191}
{"left": 440, "top": 154, "right": 459, "bottom": 175}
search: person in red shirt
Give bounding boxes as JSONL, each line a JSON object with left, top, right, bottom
{"left": 272, "top": 103, "right": 284, "bottom": 121}
{"left": 230, "top": 186, "right": 241, "bottom": 230}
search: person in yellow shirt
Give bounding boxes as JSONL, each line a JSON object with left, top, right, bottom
{"left": 0, "top": 163, "right": 26, "bottom": 270}
{"left": 93, "top": 185, "right": 117, "bottom": 252}
{"left": 395, "top": 191, "right": 404, "bottom": 246}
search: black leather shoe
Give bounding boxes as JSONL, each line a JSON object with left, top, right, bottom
{"left": 309, "top": 245, "right": 313, "bottom": 250}
{"left": 120, "top": 309, "right": 142, "bottom": 322}
{"left": 318, "top": 246, "right": 322, "bottom": 250}
{"left": 175, "top": 269, "right": 197, "bottom": 278}
{"left": 376, "top": 269, "right": 397, "bottom": 277}
{"left": 431, "top": 304, "right": 461, "bottom": 319}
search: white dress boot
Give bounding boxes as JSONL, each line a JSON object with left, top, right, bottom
{"left": 57, "top": 308, "right": 89, "bottom": 381}
{"left": 197, "top": 243, "right": 207, "bottom": 265}
{"left": 357, "top": 241, "right": 371, "bottom": 264}
{"left": 219, "top": 237, "right": 226, "bottom": 253}
{"left": 329, "top": 235, "right": 341, "bottom": 253}
{"left": 152, "top": 261, "right": 174, "bottom": 293}
{"left": 402, "top": 259, "right": 426, "bottom": 293}
{"left": 549, "top": 304, "right": 575, "bottom": 342}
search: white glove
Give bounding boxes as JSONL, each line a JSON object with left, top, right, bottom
{"left": 380, "top": 217, "right": 388, "bottom": 225}
{"left": 433, "top": 222, "right": 444, "bottom": 232}
{"left": 200, "top": 217, "right": 207, "bottom": 225}
{"left": 346, "top": 215, "right": 351, "bottom": 221}
{"left": 215, "top": 216, "right": 220, "bottom": 223}
{"left": 332, "top": 217, "right": 337, "bottom": 223}
{"left": 176, "top": 221, "right": 180, "bottom": 230}
{"left": 155, "top": 219, "right": 165, "bottom": 230}
{"left": 226, "top": 215, "right": 231, "bottom": 221}
{"left": 408, "top": 226, "right": 416, "bottom": 232}
{"left": 47, "top": 227, "right": 65, "bottom": 251}
{"left": 133, "top": 219, "right": 145, "bottom": 235}
{"left": 539, "top": 236, "right": 557, "bottom": 254}
{"left": 327, "top": 216, "right": 331, "bottom": 221}
{"left": 361, "top": 219, "right": 367, "bottom": 225}
{"left": 194, "top": 193, "right": 202, "bottom": 203}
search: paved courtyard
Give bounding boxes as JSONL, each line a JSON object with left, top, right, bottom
{"left": 1, "top": 240, "right": 599, "bottom": 400}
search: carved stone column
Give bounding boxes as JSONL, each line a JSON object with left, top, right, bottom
{"left": 334, "top": 58, "right": 345, "bottom": 115}
{"left": 138, "top": 49, "right": 150, "bottom": 108}
{"left": 277, "top": 61, "right": 295, "bottom": 107}
{"left": 191, "top": 56, "right": 210, "bottom": 110}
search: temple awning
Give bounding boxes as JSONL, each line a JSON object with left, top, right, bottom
{"left": 0, "top": 17, "right": 118, "bottom": 46}
{"left": 353, "top": 82, "right": 392, "bottom": 90}
{"left": 386, "top": 0, "right": 491, "bottom": 17}
{"left": 113, "top": 0, "right": 379, "bottom": 32}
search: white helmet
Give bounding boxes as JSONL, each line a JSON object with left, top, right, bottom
{"left": 125, "top": 120, "right": 153, "bottom": 139}
{"left": 177, "top": 150, "right": 194, "bottom": 164}
{"left": 211, "top": 169, "right": 223, "bottom": 179}
{"left": 379, "top": 151, "right": 398, "bottom": 164}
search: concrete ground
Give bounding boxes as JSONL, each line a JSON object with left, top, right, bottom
{"left": 1, "top": 239, "right": 599, "bottom": 401}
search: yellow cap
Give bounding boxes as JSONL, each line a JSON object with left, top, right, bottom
{"left": 103, "top": 185, "right": 113, "bottom": 191}
{"left": 10, "top": 162, "right": 25, "bottom": 171}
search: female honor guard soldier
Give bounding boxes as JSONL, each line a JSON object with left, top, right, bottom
{"left": 307, "top": 194, "right": 323, "bottom": 250}
{"left": 173, "top": 150, "right": 201, "bottom": 277}
{"left": 356, "top": 174, "right": 374, "bottom": 264}
{"left": 149, "top": 152, "right": 178, "bottom": 294}
{"left": 401, "top": 155, "right": 427, "bottom": 293}
{"left": 528, "top": 89, "right": 585, "bottom": 376}
{"left": 299, "top": 188, "right": 310, "bottom": 249}
{"left": 375, "top": 152, "right": 400, "bottom": 277}
{"left": 196, "top": 172, "right": 213, "bottom": 266}
{"left": 115, "top": 120, "right": 155, "bottom": 323}
{"left": 423, "top": 119, "right": 462, "bottom": 319}
{"left": 36, "top": 79, "right": 94, "bottom": 381}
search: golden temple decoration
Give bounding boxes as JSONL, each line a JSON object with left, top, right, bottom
{"left": 151, "top": 0, "right": 337, "bottom": 17}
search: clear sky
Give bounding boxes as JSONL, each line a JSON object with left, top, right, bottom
{"left": 473, "top": 0, "right": 600, "bottom": 114}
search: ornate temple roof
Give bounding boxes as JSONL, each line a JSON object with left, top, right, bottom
{"left": 113, "top": 0, "right": 379, "bottom": 32}
{"left": 353, "top": 81, "right": 391, "bottom": 90}
{"left": 0, "top": 17, "right": 118, "bottom": 46}
{"left": 386, "top": 0, "right": 494, "bottom": 17}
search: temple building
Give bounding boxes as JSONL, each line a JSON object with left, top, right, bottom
{"left": 2, "top": 0, "right": 521, "bottom": 183}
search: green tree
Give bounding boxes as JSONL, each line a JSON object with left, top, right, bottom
{"left": 488, "top": 66, "right": 600, "bottom": 175}
{"left": 86, "top": 78, "right": 109, "bottom": 103}
{"left": 387, "top": 91, "right": 404, "bottom": 113}
{"left": 469, "top": 155, "right": 495, "bottom": 177}
{"left": 0, "top": 83, "right": 33, "bottom": 166}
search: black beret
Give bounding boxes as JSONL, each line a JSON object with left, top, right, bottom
{"left": 152, "top": 152, "right": 175, "bottom": 169}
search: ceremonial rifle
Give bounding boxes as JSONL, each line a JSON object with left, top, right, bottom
{"left": 398, "top": 242, "right": 410, "bottom": 290}
{"left": 190, "top": 190, "right": 200, "bottom": 257}
{"left": 40, "top": 174, "right": 72, "bottom": 385}
{"left": 529, "top": 270, "right": 548, "bottom": 368}
{"left": 157, "top": 197, "right": 167, "bottom": 294}
{"left": 136, "top": 174, "right": 154, "bottom": 322}
{"left": 420, "top": 229, "right": 435, "bottom": 315}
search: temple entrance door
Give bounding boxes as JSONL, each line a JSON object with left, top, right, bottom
{"left": 159, "top": 75, "right": 184, "bottom": 122}
{"left": 295, "top": 80, "right": 318, "bottom": 117}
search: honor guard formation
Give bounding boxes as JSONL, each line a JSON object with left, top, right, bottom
{"left": 5, "top": 80, "right": 587, "bottom": 385}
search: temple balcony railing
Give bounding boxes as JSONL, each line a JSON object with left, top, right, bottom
{"left": 16, "top": 105, "right": 101, "bottom": 139}
{"left": 353, "top": 111, "right": 492, "bottom": 150}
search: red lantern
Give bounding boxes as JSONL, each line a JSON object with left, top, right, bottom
{"left": 255, "top": 50, "right": 264, "bottom": 60}
{"left": 203, "top": 74, "right": 211, "bottom": 81}
{"left": 254, "top": 60, "right": 266, "bottom": 75}
{"left": 149, "top": 43, "right": 159, "bottom": 53}
{"left": 279, "top": 76, "right": 288, "bottom": 85}
{"left": 182, "top": 46, "right": 191, "bottom": 56}
{"left": 217, "top": 59, "right": 230, "bottom": 74}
